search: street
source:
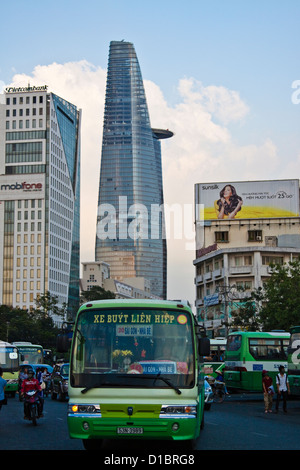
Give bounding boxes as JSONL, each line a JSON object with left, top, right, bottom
{"left": 1, "top": 393, "right": 300, "bottom": 452}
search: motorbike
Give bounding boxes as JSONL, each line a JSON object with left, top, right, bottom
{"left": 24, "top": 390, "right": 41, "bottom": 426}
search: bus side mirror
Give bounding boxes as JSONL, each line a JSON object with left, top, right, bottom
{"left": 198, "top": 337, "right": 210, "bottom": 357}
{"left": 57, "top": 333, "right": 69, "bottom": 353}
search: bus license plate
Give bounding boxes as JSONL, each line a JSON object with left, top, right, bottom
{"left": 117, "top": 427, "right": 143, "bottom": 434}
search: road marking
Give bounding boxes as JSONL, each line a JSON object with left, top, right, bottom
{"left": 252, "top": 432, "right": 268, "bottom": 438}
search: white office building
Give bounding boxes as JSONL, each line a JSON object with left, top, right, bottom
{"left": 194, "top": 179, "right": 300, "bottom": 336}
{"left": 0, "top": 85, "right": 81, "bottom": 324}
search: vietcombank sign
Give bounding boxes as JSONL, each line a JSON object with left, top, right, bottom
{"left": 0, "top": 175, "right": 45, "bottom": 200}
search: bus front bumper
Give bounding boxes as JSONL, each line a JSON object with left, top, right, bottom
{"left": 67, "top": 407, "right": 199, "bottom": 441}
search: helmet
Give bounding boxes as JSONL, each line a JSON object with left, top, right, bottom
{"left": 27, "top": 369, "right": 35, "bottom": 378}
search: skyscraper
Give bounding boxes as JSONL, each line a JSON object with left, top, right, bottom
{"left": 95, "top": 41, "right": 172, "bottom": 299}
{"left": 0, "top": 85, "right": 81, "bottom": 324}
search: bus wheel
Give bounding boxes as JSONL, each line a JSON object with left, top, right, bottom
{"left": 82, "top": 439, "right": 103, "bottom": 450}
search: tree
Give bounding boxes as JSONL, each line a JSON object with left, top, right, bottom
{"left": 80, "top": 286, "right": 115, "bottom": 304}
{"left": 34, "top": 291, "right": 65, "bottom": 320}
{"left": 0, "top": 293, "right": 63, "bottom": 349}
{"left": 230, "top": 288, "right": 263, "bottom": 331}
{"left": 258, "top": 259, "right": 300, "bottom": 331}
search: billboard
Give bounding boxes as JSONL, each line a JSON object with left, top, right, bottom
{"left": 195, "top": 179, "right": 299, "bottom": 220}
{"left": 0, "top": 174, "right": 45, "bottom": 201}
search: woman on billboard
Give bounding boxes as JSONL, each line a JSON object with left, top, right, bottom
{"left": 215, "top": 184, "right": 243, "bottom": 219}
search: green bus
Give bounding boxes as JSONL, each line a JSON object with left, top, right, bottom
{"left": 57, "top": 299, "right": 210, "bottom": 450}
{"left": 224, "top": 331, "right": 290, "bottom": 392}
{"left": 287, "top": 326, "right": 300, "bottom": 396}
{"left": 0, "top": 341, "right": 19, "bottom": 397}
{"left": 203, "top": 337, "right": 226, "bottom": 377}
{"left": 13, "top": 342, "right": 44, "bottom": 365}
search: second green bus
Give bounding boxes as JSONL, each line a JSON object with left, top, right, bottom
{"left": 224, "top": 331, "right": 290, "bottom": 392}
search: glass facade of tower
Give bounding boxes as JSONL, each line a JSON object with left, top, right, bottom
{"left": 95, "top": 41, "right": 172, "bottom": 299}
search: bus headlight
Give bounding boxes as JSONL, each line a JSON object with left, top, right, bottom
{"left": 160, "top": 405, "right": 197, "bottom": 417}
{"left": 7, "top": 379, "right": 18, "bottom": 384}
{"left": 68, "top": 404, "right": 101, "bottom": 415}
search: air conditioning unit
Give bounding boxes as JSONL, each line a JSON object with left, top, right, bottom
{"left": 265, "top": 236, "right": 278, "bottom": 247}
{"left": 256, "top": 235, "right": 262, "bottom": 241}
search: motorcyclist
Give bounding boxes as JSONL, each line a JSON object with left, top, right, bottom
{"left": 20, "top": 369, "right": 43, "bottom": 419}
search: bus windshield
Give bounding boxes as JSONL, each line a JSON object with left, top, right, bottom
{"left": 70, "top": 308, "right": 195, "bottom": 390}
{"left": 0, "top": 342, "right": 19, "bottom": 372}
{"left": 18, "top": 345, "right": 43, "bottom": 364}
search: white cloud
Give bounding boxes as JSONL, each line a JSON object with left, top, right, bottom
{"left": 6, "top": 61, "right": 281, "bottom": 306}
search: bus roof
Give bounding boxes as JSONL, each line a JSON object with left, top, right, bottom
{"left": 0, "top": 341, "right": 17, "bottom": 347}
{"left": 209, "top": 338, "right": 226, "bottom": 344}
{"left": 290, "top": 326, "right": 300, "bottom": 332}
{"left": 78, "top": 298, "right": 193, "bottom": 312}
{"left": 13, "top": 342, "right": 43, "bottom": 348}
{"left": 227, "top": 331, "right": 290, "bottom": 338}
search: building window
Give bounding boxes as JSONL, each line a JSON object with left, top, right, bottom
{"left": 236, "top": 280, "right": 252, "bottom": 290}
{"left": 215, "top": 231, "right": 229, "bottom": 243}
{"left": 262, "top": 256, "right": 284, "bottom": 266}
{"left": 248, "top": 230, "right": 262, "bottom": 242}
{"left": 233, "top": 255, "right": 253, "bottom": 266}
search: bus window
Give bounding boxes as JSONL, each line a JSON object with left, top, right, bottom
{"left": 249, "top": 338, "right": 289, "bottom": 360}
{"left": 227, "top": 335, "right": 241, "bottom": 351}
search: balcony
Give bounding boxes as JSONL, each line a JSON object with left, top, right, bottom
{"left": 229, "top": 266, "right": 253, "bottom": 275}
{"left": 195, "top": 274, "right": 203, "bottom": 285}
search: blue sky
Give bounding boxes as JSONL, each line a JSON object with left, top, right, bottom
{"left": 1, "top": 0, "right": 300, "bottom": 305}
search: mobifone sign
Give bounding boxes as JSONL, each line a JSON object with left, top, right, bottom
{"left": 0, "top": 174, "right": 45, "bottom": 200}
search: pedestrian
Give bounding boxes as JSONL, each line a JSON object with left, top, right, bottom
{"left": 0, "top": 367, "right": 7, "bottom": 412}
{"left": 275, "top": 365, "right": 290, "bottom": 413}
{"left": 262, "top": 370, "right": 274, "bottom": 413}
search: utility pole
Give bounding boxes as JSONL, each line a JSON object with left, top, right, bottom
{"left": 216, "top": 284, "right": 235, "bottom": 337}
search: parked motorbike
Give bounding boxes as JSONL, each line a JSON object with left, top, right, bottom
{"left": 24, "top": 390, "right": 41, "bottom": 426}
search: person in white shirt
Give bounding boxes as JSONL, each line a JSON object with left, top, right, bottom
{"left": 275, "top": 365, "right": 290, "bottom": 413}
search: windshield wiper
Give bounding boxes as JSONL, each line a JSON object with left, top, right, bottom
{"left": 80, "top": 373, "right": 182, "bottom": 395}
{"left": 153, "top": 373, "right": 182, "bottom": 395}
{"left": 81, "top": 381, "right": 124, "bottom": 394}
{"left": 119, "top": 372, "right": 182, "bottom": 395}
